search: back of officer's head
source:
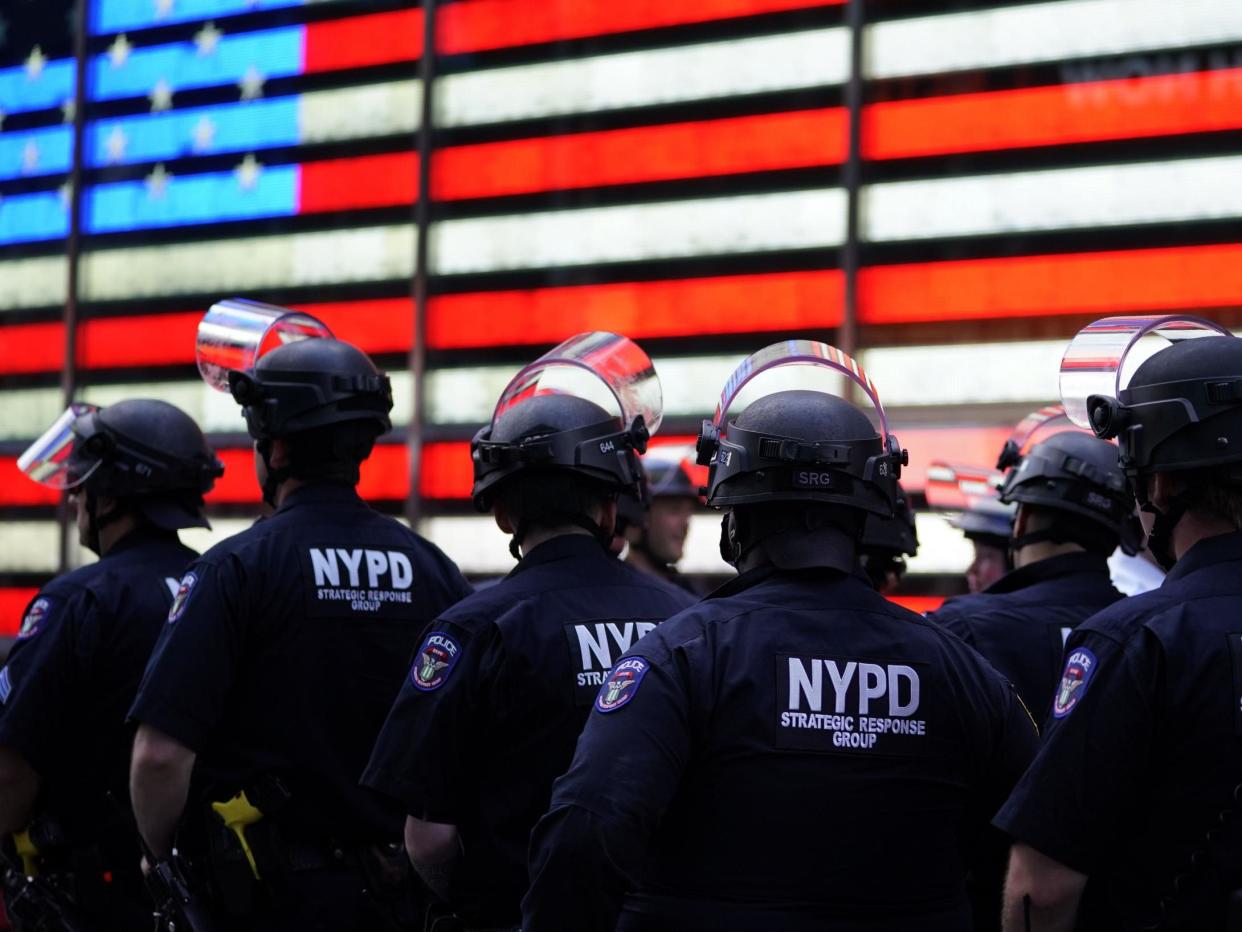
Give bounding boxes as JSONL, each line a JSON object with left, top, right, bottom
{"left": 1003, "top": 431, "right": 1130, "bottom": 557}
{"left": 1129, "top": 335, "right": 1242, "bottom": 526}
{"left": 255, "top": 338, "right": 390, "bottom": 486}
{"left": 489, "top": 394, "right": 622, "bottom": 532}
{"left": 723, "top": 391, "right": 880, "bottom": 567}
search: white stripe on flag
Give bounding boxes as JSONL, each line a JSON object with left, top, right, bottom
{"left": 299, "top": 80, "right": 421, "bottom": 143}
{"left": 437, "top": 28, "right": 849, "bottom": 127}
{"left": 869, "top": 0, "right": 1242, "bottom": 79}
{"left": 430, "top": 188, "right": 846, "bottom": 274}
{"left": 863, "top": 154, "right": 1242, "bottom": 241}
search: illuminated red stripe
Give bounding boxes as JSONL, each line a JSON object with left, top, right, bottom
{"left": 888, "top": 595, "right": 945, "bottom": 614}
{"left": 859, "top": 243, "right": 1242, "bottom": 325}
{"left": 299, "top": 154, "right": 419, "bottom": 213}
{"left": 0, "top": 588, "right": 39, "bottom": 637}
{"left": 865, "top": 69, "right": 1242, "bottom": 160}
{"left": 0, "top": 458, "right": 59, "bottom": 506}
{"left": 204, "top": 444, "right": 410, "bottom": 505}
{"left": 436, "top": 0, "right": 841, "bottom": 55}
{"left": 434, "top": 110, "right": 846, "bottom": 200}
{"left": 427, "top": 270, "right": 844, "bottom": 349}
{"left": 0, "top": 321, "right": 63, "bottom": 375}
{"left": 301, "top": 1, "right": 838, "bottom": 73}
{"left": 303, "top": 8, "right": 424, "bottom": 74}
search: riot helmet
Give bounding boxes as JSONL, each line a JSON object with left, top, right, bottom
{"left": 996, "top": 405, "right": 1142, "bottom": 555}
{"left": 696, "top": 341, "right": 906, "bottom": 570}
{"left": 20, "top": 399, "right": 222, "bottom": 551}
{"left": 644, "top": 445, "right": 702, "bottom": 500}
{"left": 1060, "top": 315, "right": 1242, "bottom": 567}
{"left": 196, "top": 299, "right": 392, "bottom": 505}
{"left": 470, "top": 332, "right": 663, "bottom": 557}
{"left": 860, "top": 483, "right": 918, "bottom": 591}
{"left": 926, "top": 460, "right": 1014, "bottom": 590}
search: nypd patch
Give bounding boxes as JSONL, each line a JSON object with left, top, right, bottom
{"left": 0, "top": 667, "right": 11, "bottom": 704}
{"left": 18, "top": 598, "right": 51, "bottom": 640}
{"left": 411, "top": 632, "right": 461, "bottom": 692}
{"left": 595, "top": 657, "right": 650, "bottom": 713}
{"left": 1053, "top": 647, "right": 1098, "bottom": 719}
{"left": 167, "top": 572, "right": 198, "bottom": 624}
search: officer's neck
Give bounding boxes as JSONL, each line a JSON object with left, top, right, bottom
{"left": 97, "top": 513, "right": 142, "bottom": 557}
{"left": 1172, "top": 508, "right": 1239, "bottom": 562}
{"left": 1013, "top": 540, "right": 1083, "bottom": 569}
{"left": 273, "top": 477, "right": 306, "bottom": 509}
{"left": 519, "top": 525, "right": 592, "bottom": 559}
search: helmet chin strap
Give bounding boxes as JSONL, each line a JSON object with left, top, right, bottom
{"left": 1142, "top": 494, "right": 1189, "bottom": 572}
{"left": 83, "top": 488, "right": 126, "bottom": 556}
{"left": 257, "top": 439, "right": 292, "bottom": 509}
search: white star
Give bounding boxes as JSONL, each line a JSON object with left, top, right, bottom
{"left": 149, "top": 77, "right": 174, "bottom": 112}
{"left": 21, "top": 140, "right": 39, "bottom": 174}
{"left": 108, "top": 34, "right": 132, "bottom": 69}
{"left": 145, "top": 163, "right": 172, "bottom": 200}
{"left": 104, "top": 126, "right": 129, "bottom": 163}
{"left": 25, "top": 46, "right": 46, "bottom": 81}
{"left": 191, "top": 115, "right": 217, "bottom": 152}
{"left": 238, "top": 64, "right": 265, "bottom": 101}
{"left": 153, "top": 0, "right": 175, "bottom": 20}
{"left": 61, "top": 97, "right": 75, "bottom": 124}
{"left": 195, "top": 22, "right": 222, "bottom": 57}
{"left": 235, "top": 153, "right": 262, "bottom": 191}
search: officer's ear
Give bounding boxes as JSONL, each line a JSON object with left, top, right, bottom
{"left": 1011, "top": 503, "right": 1030, "bottom": 541}
{"left": 493, "top": 502, "right": 515, "bottom": 535}
{"left": 597, "top": 499, "right": 619, "bottom": 538}
{"left": 267, "top": 438, "right": 293, "bottom": 470}
{"left": 1148, "top": 472, "right": 1184, "bottom": 512}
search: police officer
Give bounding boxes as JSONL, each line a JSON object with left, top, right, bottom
{"left": 625, "top": 445, "right": 704, "bottom": 593}
{"left": 928, "top": 424, "right": 1136, "bottom": 719}
{"left": 859, "top": 481, "right": 918, "bottom": 593}
{"left": 522, "top": 341, "right": 1038, "bottom": 932}
{"left": 998, "top": 318, "right": 1242, "bottom": 931}
{"left": 955, "top": 498, "right": 1016, "bottom": 593}
{"left": 362, "top": 333, "right": 694, "bottom": 931}
{"left": 0, "top": 399, "right": 221, "bottom": 928}
{"left": 128, "top": 303, "right": 472, "bottom": 931}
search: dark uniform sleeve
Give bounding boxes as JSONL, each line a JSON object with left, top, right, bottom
{"left": 128, "top": 559, "right": 248, "bottom": 753}
{"left": 992, "top": 629, "right": 1153, "bottom": 873}
{"left": 522, "top": 630, "right": 701, "bottom": 932}
{"left": 0, "top": 589, "right": 93, "bottom": 774}
{"left": 361, "top": 618, "right": 500, "bottom": 824}
{"left": 926, "top": 601, "right": 976, "bottom": 647}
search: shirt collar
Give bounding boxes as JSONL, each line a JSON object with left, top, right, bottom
{"left": 704, "top": 563, "right": 852, "bottom": 600}
{"left": 1167, "top": 530, "right": 1242, "bottom": 583}
{"left": 512, "top": 533, "right": 607, "bottom": 575}
{"left": 277, "top": 482, "right": 365, "bottom": 512}
{"left": 104, "top": 526, "right": 181, "bottom": 558}
{"left": 983, "top": 551, "right": 1110, "bottom": 595}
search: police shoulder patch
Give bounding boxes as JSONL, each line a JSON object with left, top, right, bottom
{"left": 411, "top": 632, "right": 461, "bottom": 692}
{"left": 0, "top": 667, "right": 11, "bottom": 704}
{"left": 167, "top": 572, "right": 198, "bottom": 624}
{"left": 18, "top": 597, "right": 52, "bottom": 640}
{"left": 1053, "top": 646, "right": 1098, "bottom": 719}
{"left": 595, "top": 657, "right": 650, "bottom": 714}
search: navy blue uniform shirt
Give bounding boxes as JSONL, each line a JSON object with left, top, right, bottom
{"left": 928, "top": 552, "right": 1124, "bottom": 720}
{"left": 995, "top": 531, "right": 1242, "bottom": 931}
{"left": 0, "top": 528, "right": 197, "bottom": 848}
{"left": 362, "top": 533, "right": 695, "bottom": 928}
{"left": 129, "top": 483, "right": 472, "bottom": 844}
{"left": 523, "top": 564, "right": 1039, "bottom": 932}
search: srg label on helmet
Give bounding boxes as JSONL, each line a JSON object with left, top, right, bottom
{"left": 776, "top": 654, "right": 929, "bottom": 756}
{"left": 302, "top": 546, "right": 418, "bottom": 617}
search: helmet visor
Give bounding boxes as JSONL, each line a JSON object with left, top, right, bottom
{"left": 492, "top": 331, "right": 663, "bottom": 434}
{"left": 196, "top": 298, "right": 334, "bottom": 392}
{"left": 18, "top": 403, "right": 102, "bottom": 489}
{"left": 713, "top": 340, "right": 889, "bottom": 436}
{"left": 1059, "top": 315, "right": 1231, "bottom": 428}
{"left": 925, "top": 461, "right": 1003, "bottom": 511}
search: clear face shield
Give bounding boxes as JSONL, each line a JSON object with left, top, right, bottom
{"left": 18, "top": 402, "right": 103, "bottom": 489}
{"left": 195, "top": 298, "right": 334, "bottom": 394}
{"left": 994, "top": 404, "right": 1081, "bottom": 472}
{"left": 490, "top": 331, "right": 664, "bottom": 438}
{"left": 696, "top": 340, "right": 906, "bottom": 513}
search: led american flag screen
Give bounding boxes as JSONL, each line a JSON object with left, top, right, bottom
{"left": 2, "top": 0, "right": 1242, "bottom": 627}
